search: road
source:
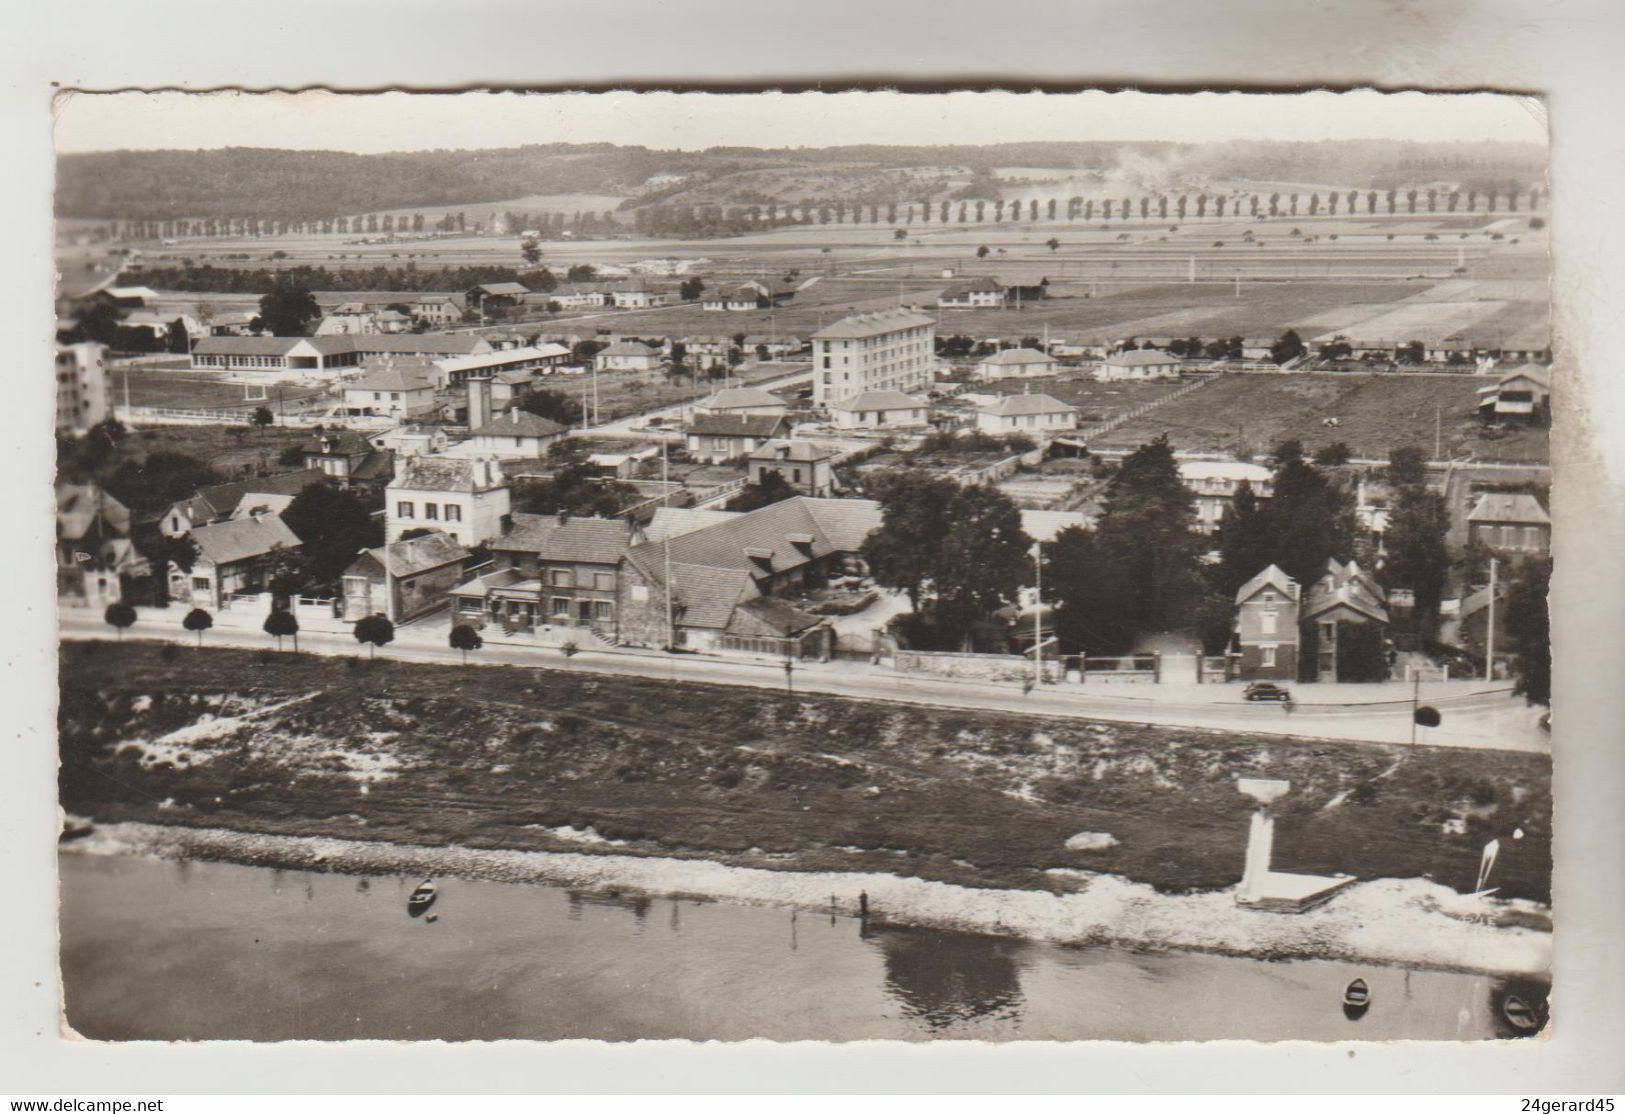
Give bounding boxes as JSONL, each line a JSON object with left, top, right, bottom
{"left": 59, "top": 610, "right": 1548, "bottom": 753}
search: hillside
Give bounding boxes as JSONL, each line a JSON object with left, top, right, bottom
{"left": 56, "top": 139, "right": 1545, "bottom": 224}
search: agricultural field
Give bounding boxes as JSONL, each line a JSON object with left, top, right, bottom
{"left": 1094, "top": 372, "right": 1550, "bottom": 463}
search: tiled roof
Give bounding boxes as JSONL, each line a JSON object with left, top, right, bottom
{"left": 57, "top": 483, "right": 131, "bottom": 542}
{"left": 747, "top": 439, "right": 835, "bottom": 463}
{"left": 194, "top": 334, "right": 487, "bottom": 357}
{"left": 392, "top": 456, "right": 503, "bottom": 493}
{"left": 362, "top": 531, "right": 470, "bottom": 578}
{"left": 812, "top": 308, "right": 936, "bottom": 340}
{"left": 627, "top": 496, "right": 880, "bottom": 582}
{"left": 1468, "top": 492, "right": 1551, "bottom": 526}
{"left": 700, "top": 387, "right": 784, "bottom": 410}
{"left": 303, "top": 430, "right": 377, "bottom": 457}
{"left": 642, "top": 507, "right": 740, "bottom": 544}
{"left": 1107, "top": 349, "right": 1182, "bottom": 365}
{"left": 981, "top": 393, "right": 1076, "bottom": 417}
{"left": 475, "top": 282, "right": 531, "bottom": 296}
{"left": 686, "top": 412, "right": 789, "bottom": 438}
{"left": 1235, "top": 563, "right": 1299, "bottom": 606}
{"left": 181, "top": 469, "right": 325, "bottom": 523}
{"left": 491, "top": 514, "right": 633, "bottom": 565}
{"left": 351, "top": 334, "right": 490, "bottom": 355}
{"left": 980, "top": 348, "right": 1057, "bottom": 365}
{"left": 1303, "top": 559, "right": 1388, "bottom": 625}
{"left": 728, "top": 596, "right": 825, "bottom": 636}
{"left": 1497, "top": 364, "right": 1551, "bottom": 389}
{"left": 830, "top": 391, "right": 926, "bottom": 412}
{"left": 469, "top": 410, "right": 569, "bottom": 439}
{"left": 347, "top": 362, "right": 437, "bottom": 392}
{"left": 941, "top": 277, "right": 1005, "bottom": 298}
{"left": 599, "top": 340, "right": 660, "bottom": 357}
{"left": 447, "top": 566, "right": 531, "bottom": 598}
{"left": 189, "top": 515, "right": 301, "bottom": 566}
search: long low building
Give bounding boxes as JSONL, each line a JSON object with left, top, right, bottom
{"left": 190, "top": 333, "right": 493, "bottom": 375}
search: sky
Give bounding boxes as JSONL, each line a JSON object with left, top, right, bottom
{"left": 52, "top": 90, "right": 1548, "bottom": 155}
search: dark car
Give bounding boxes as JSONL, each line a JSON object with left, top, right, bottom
{"left": 1244, "top": 682, "right": 1292, "bottom": 702}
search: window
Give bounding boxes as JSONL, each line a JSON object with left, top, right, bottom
{"left": 550, "top": 569, "right": 574, "bottom": 587}
{"left": 396, "top": 501, "right": 414, "bottom": 518}
{"left": 424, "top": 504, "right": 438, "bottom": 521}
{"left": 192, "top": 577, "right": 210, "bottom": 591}
{"left": 1261, "top": 646, "right": 1277, "bottom": 668}
{"left": 445, "top": 504, "right": 461, "bottom": 522}
{"left": 593, "top": 600, "right": 613, "bottom": 621}
{"left": 593, "top": 572, "right": 615, "bottom": 591}
{"left": 632, "top": 584, "right": 650, "bottom": 602}
{"left": 1261, "top": 610, "right": 1277, "bottom": 635}
{"left": 551, "top": 597, "right": 570, "bottom": 617}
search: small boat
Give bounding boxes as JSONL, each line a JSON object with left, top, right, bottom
{"left": 1502, "top": 995, "right": 1540, "bottom": 1032}
{"left": 407, "top": 879, "right": 437, "bottom": 917}
{"left": 1342, "top": 978, "right": 1371, "bottom": 1015}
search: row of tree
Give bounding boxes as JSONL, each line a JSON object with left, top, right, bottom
{"left": 625, "top": 184, "right": 1545, "bottom": 236}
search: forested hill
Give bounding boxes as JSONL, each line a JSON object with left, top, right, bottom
{"left": 56, "top": 139, "right": 1546, "bottom": 222}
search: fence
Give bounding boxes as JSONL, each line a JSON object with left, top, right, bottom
{"left": 1074, "top": 374, "right": 1217, "bottom": 443}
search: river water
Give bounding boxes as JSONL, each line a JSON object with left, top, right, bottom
{"left": 59, "top": 853, "right": 1541, "bottom": 1042}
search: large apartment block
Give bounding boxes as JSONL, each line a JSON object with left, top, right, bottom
{"left": 811, "top": 308, "right": 937, "bottom": 406}
{"left": 56, "top": 342, "right": 112, "bottom": 437}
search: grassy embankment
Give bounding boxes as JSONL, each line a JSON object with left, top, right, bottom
{"left": 60, "top": 642, "right": 1553, "bottom": 902}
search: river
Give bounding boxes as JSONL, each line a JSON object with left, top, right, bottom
{"left": 59, "top": 852, "right": 1544, "bottom": 1042}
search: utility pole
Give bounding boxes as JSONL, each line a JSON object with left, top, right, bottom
{"left": 1032, "top": 541, "right": 1044, "bottom": 687}
{"left": 1485, "top": 557, "right": 1498, "bottom": 682}
{"left": 1435, "top": 403, "right": 1442, "bottom": 460}
{"left": 1410, "top": 671, "right": 1421, "bottom": 746}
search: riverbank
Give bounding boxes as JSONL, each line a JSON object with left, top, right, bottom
{"left": 63, "top": 820, "right": 1552, "bottom": 978}
{"left": 59, "top": 642, "right": 1556, "bottom": 902}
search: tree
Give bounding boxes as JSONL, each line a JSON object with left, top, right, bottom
{"left": 103, "top": 451, "right": 222, "bottom": 516}
{"left": 1386, "top": 445, "right": 1429, "bottom": 489}
{"left": 860, "top": 471, "right": 959, "bottom": 613}
{"left": 931, "top": 485, "right": 1032, "bottom": 648}
{"left": 250, "top": 406, "right": 275, "bottom": 432}
{"left": 256, "top": 279, "right": 320, "bottom": 336}
{"left": 1046, "top": 237, "right": 1059, "bottom": 252}
{"left": 1505, "top": 557, "right": 1551, "bottom": 704}
{"left": 281, "top": 483, "right": 381, "bottom": 588}
{"left": 1382, "top": 480, "right": 1451, "bottom": 637}
{"left": 1270, "top": 330, "right": 1306, "bottom": 365}
{"left": 976, "top": 245, "right": 990, "bottom": 260}
{"left": 264, "top": 607, "right": 300, "bottom": 652}
{"left": 728, "top": 469, "right": 796, "bottom": 513}
{"left": 1215, "top": 480, "right": 1274, "bottom": 597}
{"left": 104, "top": 602, "right": 136, "bottom": 640}
{"left": 182, "top": 607, "right": 213, "bottom": 647}
{"left": 1312, "top": 442, "right": 1351, "bottom": 467}
{"left": 679, "top": 277, "right": 706, "bottom": 301}
{"left": 566, "top": 264, "right": 598, "bottom": 283}
{"left": 1088, "top": 435, "right": 1203, "bottom": 640}
{"left": 1264, "top": 440, "right": 1357, "bottom": 586}
{"left": 354, "top": 614, "right": 394, "bottom": 660}
{"left": 165, "top": 318, "right": 191, "bottom": 354}
{"left": 449, "top": 622, "right": 483, "bottom": 664}
{"left": 516, "top": 387, "right": 583, "bottom": 427}
{"left": 520, "top": 240, "right": 542, "bottom": 267}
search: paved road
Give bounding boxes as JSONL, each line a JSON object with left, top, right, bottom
{"left": 59, "top": 611, "right": 1548, "bottom": 753}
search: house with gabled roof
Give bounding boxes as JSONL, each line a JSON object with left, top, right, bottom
{"left": 1467, "top": 491, "right": 1551, "bottom": 556}
{"left": 828, "top": 390, "right": 930, "bottom": 430}
{"left": 446, "top": 513, "right": 638, "bottom": 635}
{"left": 57, "top": 482, "right": 147, "bottom": 607}
{"left": 341, "top": 359, "right": 439, "bottom": 419}
{"left": 1098, "top": 348, "right": 1183, "bottom": 381}
{"left": 974, "top": 393, "right": 1078, "bottom": 436}
{"left": 746, "top": 440, "right": 839, "bottom": 496}
{"left": 615, "top": 496, "right": 883, "bottom": 657}
{"left": 596, "top": 339, "right": 665, "bottom": 373}
{"left": 386, "top": 456, "right": 511, "bottom": 545}
{"left": 684, "top": 412, "right": 792, "bottom": 464}
{"left": 341, "top": 530, "right": 471, "bottom": 623}
{"left": 1301, "top": 559, "right": 1391, "bottom": 681}
{"left": 173, "top": 513, "right": 302, "bottom": 610}
{"left": 300, "top": 430, "right": 395, "bottom": 493}
{"left": 694, "top": 386, "right": 788, "bottom": 417}
{"left": 975, "top": 347, "right": 1059, "bottom": 381}
{"left": 1232, "top": 565, "right": 1301, "bottom": 681}
{"left": 938, "top": 276, "right": 1006, "bottom": 309}
{"left": 460, "top": 406, "right": 569, "bottom": 458}
{"left": 1475, "top": 364, "right": 1550, "bottom": 424}
{"left": 160, "top": 469, "right": 326, "bottom": 539}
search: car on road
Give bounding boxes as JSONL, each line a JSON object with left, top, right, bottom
{"left": 1243, "top": 682, "right": 1292, "bottom": 703}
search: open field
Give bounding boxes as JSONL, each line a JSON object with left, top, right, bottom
{"left": 117, "top": 424, "right": 315, "bottom": 477}
{"left": 971, "top": 376, "right": 1184, "bottom": 421}
{"left": 1095, "top": 372, "right": 1550, "bottom": 462}
{"left": 60, "top": 642, "right": 1553, "bottom": 902}
{"left": 118, "top": 368, "right": 329, "bottom": 412}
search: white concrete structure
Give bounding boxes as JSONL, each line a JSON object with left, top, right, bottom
{"left": 56, "top": 341, "right": 111, "bottom": 437}
{"left": 386, "top": 456, "right": 511, "bottom": 546}
{"left": 341, "top": 361, "right": 438, "bottom": 420}
{"left": 1098, "top": 349, "right": 1183, "bottom": 381}
{"left": 975, "top": 348, "right": 1060, "bottom": 381}
{"left": 828, "top": 390, "right": 930, "bottom": 430}
{"left": 812, "top": 308, "right": 937, "bottom": 406}
{"left": 974, "top": 393, "right": 1078, "bottom": 436}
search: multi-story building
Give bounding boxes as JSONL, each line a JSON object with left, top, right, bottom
{"left": 1178, "top": 460, "right": 1274, "bottom": 534}
{"left": 56, "top": 342, "right": 111, "bottom": 437}
{"left": 812, "top": 308, "right": 937, "bottom": 406}
{"left": 385, "top": 456, "right": 511, "bottom": 545}
{"left": 1232, "top": 564, "right": 1300, "bottom": 681}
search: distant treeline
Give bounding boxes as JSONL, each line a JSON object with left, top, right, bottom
{"left": 57, "top": 139, "right": 1544, "bottom": 223}
{"left": 125, "top": 263, "right": 558, "bottom": 295}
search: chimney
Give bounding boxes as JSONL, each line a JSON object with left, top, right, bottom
{"left": 467, "top": 376, "right": 492, "bottom": 432}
